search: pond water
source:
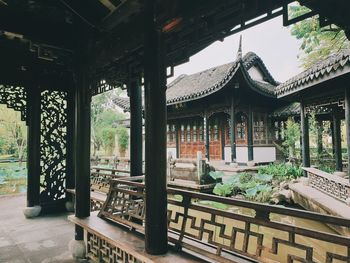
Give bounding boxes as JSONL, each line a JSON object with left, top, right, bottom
{"left": 0, "top": 162, "right": 27, "bottom": 195}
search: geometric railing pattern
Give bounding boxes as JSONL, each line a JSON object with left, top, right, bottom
{"left": 39, "top": 90, "right": 68, "bottom": 203}
{"left": 0, "top": 84, "right": 27, "bottom": 121}
{"left": 99, "top": 177, "right": 350, "bottom": 263}
{"left": 306, "top": 167, "right": 350, "bottom": 203}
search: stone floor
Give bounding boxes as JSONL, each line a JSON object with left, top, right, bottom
{"left": 0, "top": 194, "right": 87, "bottom": 263}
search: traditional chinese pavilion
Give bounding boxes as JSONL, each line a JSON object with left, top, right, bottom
{"left": 115, "top": 41, "right": 287, "bottom": 164}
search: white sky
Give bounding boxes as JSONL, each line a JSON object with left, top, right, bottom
{"left": 168, "top": 15, "right": 303, "bottom": 84}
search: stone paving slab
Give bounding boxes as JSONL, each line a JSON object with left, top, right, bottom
{"left": 0, "top": 194, "right": 88, "bottom": 263}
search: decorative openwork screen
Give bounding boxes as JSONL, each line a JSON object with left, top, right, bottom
{"left": 39, "top": 90, "right": 68, "bottom": 203}
{"left": 0, "top": 84, "right": 27, "bottom": 121}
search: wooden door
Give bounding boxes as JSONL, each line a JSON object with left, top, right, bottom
{"left": 209, "top": 121, "right": 222, "bottom": 160}
{"left": 179, "top": 122, "right": 205, "bottom": 159}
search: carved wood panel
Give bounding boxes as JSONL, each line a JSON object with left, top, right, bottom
{"left": 0, "top": 84, "right": 27, "bottom": 121}
{"left": 39, "top": 90, "right": 68, "bottom": 203}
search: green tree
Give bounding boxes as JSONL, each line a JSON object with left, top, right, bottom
{"left": 282, "top": 117, "right": 300, "bottom": 160}
{"left": 102, "top": 128, "right": 116, "bottom": 155}
{"left": 289, "top": 5, "right": 350, "bottom": 69}
{"left": 91, "top": 89, "right": 127, "bottom": 156}
{"left": 116, "top": 127, "right": 129, "bottom": 156}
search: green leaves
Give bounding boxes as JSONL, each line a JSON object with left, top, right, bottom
{"left": 209, "top": 171, "right": 224, "bottom": 180}
{"left": 258, "top": 164, "right": 303, "bottom": 180}
{"left": 213, "top": 183, "right": 232, "bottom": 197}
{"left": 289, "top": 5, "right": 350, "bottom": 69}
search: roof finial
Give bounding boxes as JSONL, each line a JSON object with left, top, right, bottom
{"left": 236, "top": 35, "right": 242, "bottom": 60}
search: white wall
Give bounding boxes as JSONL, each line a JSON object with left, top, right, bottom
{"left": 224, "top": 146, "right": 276, "bottom": 164}
{"left": 253, "top": 147, "right": 276, "bottom": 163}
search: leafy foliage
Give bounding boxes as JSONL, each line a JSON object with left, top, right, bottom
{"left": 209, "top": 171, "right": 224, "bottom": 180}
{"left": 213, "top": 172, "right": 274, "bottom": 202}
{"left": 116, "top": 127, "right": 129, "bottom": 154}
{"left": 282, "top": 117, "right": 300, "bottom": 159}
{"left": 289, "top": 5, "right": 350, "bottom": 69}
{"left": 258, "top": 163, "right": 303, "bottom": 180}
{"left": 91, "top": 90, "right": 128, "bottom": 156}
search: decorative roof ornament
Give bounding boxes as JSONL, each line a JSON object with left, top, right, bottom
{"left": 236, "top": 35, "right": 242, "bottom": 60}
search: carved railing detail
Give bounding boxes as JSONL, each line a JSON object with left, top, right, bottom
{"left": 98, "top": 177, "right": 350, "bottom": 263}
{"left": 98, "top": 177, "right": 145, "bottom": 230}
{"left": 305, "top": 167, "right": 350, "bottom": 203}
{"left": 87, "top": 232, "right": 146, "bottom": 263}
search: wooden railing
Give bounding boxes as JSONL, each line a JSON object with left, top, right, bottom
{"left": 304, "top": 167, "right": 350, "bottom": 204}
{"left": 67, "top": 167, "right": 130, "bottom": 211}
{"left": 98, "top": 176, "right": 350, "bottom": 263}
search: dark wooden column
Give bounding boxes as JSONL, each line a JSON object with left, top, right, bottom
{"left": 129, "top": 76, "right": 143, "bottom": 177}
{"left": 175, "top": 122, "right": 180, "bottom": 158}
{"left": 345, "top": 88, "right": 350, "bottom": 179}
{"left": 74, "top": 67, "right": 91, "bottom": 241}
{"left": 277, "top": 121, "right": 282, "bottom": 141}
{"left": 204, "top": 114, "right": 210, "bottom": 160}
{"left": 300, "top": 101, "right": 310, "bottom": 171}
{"left": 66, "top": 84, "right": 76, "bottom": 194}
{"left": 26, "top": 85, "right": 41, "bottom": 207}
{"left": 230, "top": 96, "right": 236, "bottom": 162}
{"left": 316, "top": 119, "right": 323, "bottom": 157}
{"left": 144, "top": 0, "right": 168, "bottom": 254}
{"left": 220, "top": 117, "right": 225, "bottom": 160}
{"left": 330, "top": 120, "right": 335, "bottom": 156}
{"left": 332, "top": 109, "right": 343, "bottom": 172}
{"left": 247, "top": 105, "right": 254, "bottom": 162}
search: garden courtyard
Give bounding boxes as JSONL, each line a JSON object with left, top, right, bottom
{"left": 0, "top": 1, "right": 350, "bottom": 262}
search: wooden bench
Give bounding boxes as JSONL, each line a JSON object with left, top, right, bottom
{"left": 69, "top": 212, "right": 206, "bottom": 263}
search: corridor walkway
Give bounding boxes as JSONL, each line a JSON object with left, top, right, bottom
{"left": 0, "top": 194, "right": 86, "bottom": 263}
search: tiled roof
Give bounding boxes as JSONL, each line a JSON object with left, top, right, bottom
{"left": 166, "top": 52, "right": 278, "bottom": 104}
{"left": 114, "top": 96, "right": 131, "bottom": 111}
{"left": 114, "top": 52, "right": 278, "bottom": 110}
{"left": 276, "top": 49, "right": 350, "bottom": 97}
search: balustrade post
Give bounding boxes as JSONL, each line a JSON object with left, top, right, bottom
{"left": 129, "top": 75, "right": 143, "bottom": 177}
{"left": 144, "top": 0, "right": 168, "bottom": 254}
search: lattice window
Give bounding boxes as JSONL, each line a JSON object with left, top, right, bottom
{"left": 40, "top": 90, "right": 68, "bottom": 202}
{"left": 186, "top": 124, "right": 191, "bottom": 142}
{"left": 236, "top": 112, "right": 247, "bottom": 140}
{"left": 181, "top": 125, "right": 185, "bottom": 142}
{"left": 253, "top": 113, "right": 265, "bottom": 142}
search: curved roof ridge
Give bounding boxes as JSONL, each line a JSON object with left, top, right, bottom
{"left": 166, "top": 51, "right": 278, "bottom": 104}
{"left": 276, "top": 49, "right": 350, "bottom": 97}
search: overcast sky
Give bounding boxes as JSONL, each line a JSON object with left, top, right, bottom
{"left": 168, "top": 16, "right": 303, "bottom": 84}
